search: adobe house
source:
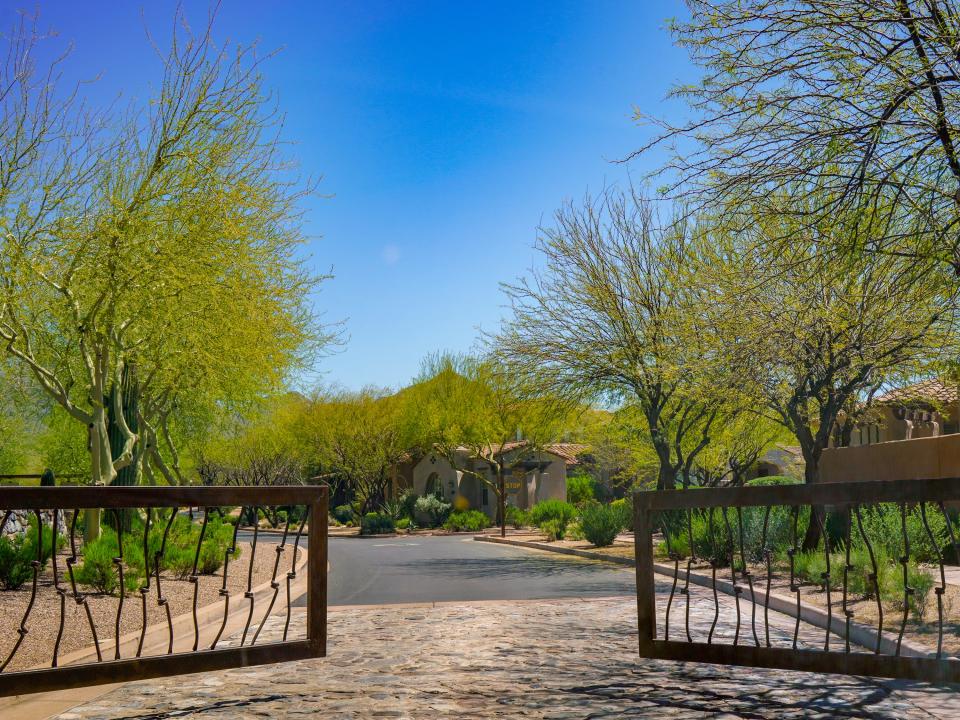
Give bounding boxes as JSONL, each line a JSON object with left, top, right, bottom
{"left": 391, "top": 442, "right": 585, "bottom": 520}
{"left": 844, "top": 378, "right": 958, "bottom": 446}
{"left": 821, "top": 378, "right": 960, "bottom": 483}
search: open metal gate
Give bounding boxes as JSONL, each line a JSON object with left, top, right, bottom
{"left": 0, "top": 485, "right": 327, "bottom": 696}
{"left": 633, "top": 477, "right": 960, "bottom": 683}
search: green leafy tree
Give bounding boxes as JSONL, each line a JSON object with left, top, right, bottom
{"left": 410, "top": 353, "right": 572, "bottom": 535}
{"left": 494, "top": 189, "right": 739, "bottom": 490}
{"left": 634, "top": 0, "right": 960, "bottom": 276}
{"left": 0, "top": 11, "right": 332, "bottom": 491}
{"left": 697, "top": 197, "right": 957, "bottom": 547}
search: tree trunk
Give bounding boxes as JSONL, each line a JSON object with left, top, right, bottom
{"left": 800, "top": 450, "right": 822, "bottom": 551}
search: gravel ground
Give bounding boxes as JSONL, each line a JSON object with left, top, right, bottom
{"left": 0, "top": 539, "right": 287, "bottom": 672}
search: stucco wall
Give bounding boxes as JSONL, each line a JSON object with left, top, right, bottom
{"left": 412, "top": 456, "right": 459, "bottom": 500}
{"left": 820, "top": 433, "right": 960, "bottom": 483}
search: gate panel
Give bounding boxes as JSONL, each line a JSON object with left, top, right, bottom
{"left": 0, "top": 485, "right": 327, "bottom": 696}
{"left": 634, "top": 478, "right": 960, "bottom": 683}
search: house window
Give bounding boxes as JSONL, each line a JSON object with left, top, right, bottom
{"left": 482, "top": 487, "right": 489, "bottom": 506}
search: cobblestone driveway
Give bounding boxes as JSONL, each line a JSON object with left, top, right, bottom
{"left": 58, "top": 578, "right": 960, "bottom": 720}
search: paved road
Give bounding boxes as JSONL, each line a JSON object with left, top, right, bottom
{"left": 290, "top": 535, "right": 636, "bottom": 606}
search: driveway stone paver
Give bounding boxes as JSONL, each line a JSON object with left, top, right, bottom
{"left": 58, "top": 582, "right": 960, "bottom": 719}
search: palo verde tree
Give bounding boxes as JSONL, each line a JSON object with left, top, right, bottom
{"left": 634, "top": 1, "right": 960, "bottom": 274}
{"left": 0, "top": 11, "right": 330, "bottom": 490}
{"left": 698, "top": 196, "right": 958, "bottom": 547}
{"left": 495, "top": 189, "right": 736, "bottom": 490}
{"left": 411, "top": 353, "right": 570, "bottom": 535}
{"left": 304, "top": 387, "right": 420, "bottom": 515}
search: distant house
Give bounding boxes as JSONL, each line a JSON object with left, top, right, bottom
{"left": 391, "top": 442, "right": 586, "bottom": 520}
{"left": 845, "top": 378, "right": 959, "bottom": 446}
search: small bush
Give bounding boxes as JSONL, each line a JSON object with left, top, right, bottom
{"left": 566, "top": 473, "right": 596, "bottom": 505}
{"left": 361, "top": 512, "right": 395, "bottom": 535}
{"left": 443, "top": 510, "right": 490, "bottom": 532}
{"left": 565, "top": 520, "right": 585, "bottom": 541}
{"left": 580, "top": 502, "right": 626, "bottom": 547}
{"left": 541, "top": 519, "right": 565, "bottom": 541}
{"left": 396, "top": 517, "right": 412, "bottom": 531}
{"left": 853, "top": 503, "right": 948, "bottom": 563}
{"left": 415, "top": 494, "right": 452, "bottom": 528}
{"left": 380, "top": 498, "right": 406, "bottom": 522}
{"left": 610, "top": 497, "right": 633, "bottom": 530}
{"left": 0, "top": 516, "right": 60, "bottom": 590}
{"left": 505, "top": 505, "right": 528, "bottom": 529}
{"left": 529, "top": 500, "right": 577, "bottom": 529}
{"left": 76, "top": 529, "right": 142, "bottom": 595}
{"left": 332, "top": 505, "right": 354, "bottom": 524}
{"left": 197, "top": 517, "right": 239, "bottom": 575}
{"left": 399, "top": 490, "right": 419, "bottom": 520}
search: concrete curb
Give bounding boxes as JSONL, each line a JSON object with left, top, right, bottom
{"left": 475, "top": 536, "right": 935, "bottom": 659}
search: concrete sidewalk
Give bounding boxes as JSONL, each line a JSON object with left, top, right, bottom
{"left": 55, "top": 592, "right": 960, "bottom": 719}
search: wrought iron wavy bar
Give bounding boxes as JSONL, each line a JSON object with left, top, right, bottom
{"left": 853, "top": 504, "right": 883, "bottom": 654}
{"left": 154, "top": 507, "right": 177, "bottom": 654}
{"left": 841, "top": 507, "right": 854, "bottom": 654}
{"left": 682, "top": 507, "right": 695, "bottom": 643}
{"left": 251, "top": 512, "right": 292, "bottom": 645}
{"left": 895, "top": 502, "right": 913, "bottom": 657}
{"left": 720, "top": 506, "right": 741, "bottom": 646}
{"left": 284, "top": 510, "right": 308, "bottom": 642}
{"left": 787, "top": 505, "right": 801, "bottom": 650}
{"left": 66, "top": 509, "right": 101, "bottom": 661}
{"left": 190, "top": 507, "right": 210, "bottom": 651}
{"left": 920, "top": 503, "right": 946, "bottom": 659}
{"left": 814, "top": 509, "right": 832, "bottom": 652}
{"left": 136, "top": 508, "right": 153, "bottom": 658}
{"left": 706, "top": 507, "right": 720, "bottom": 644}
{"left": 760, "top": 505, "right": 772, "bottom": 648}
{"left": 660, "top": 510, "right": 679, "bottom": 642}
{"left": 735, "top": 506, "right": 759, "bottom": 647}
{"left": 210, "top": 506, "right": 244, "bottom": 650}
{"left": 51, "top": 509, "right": 67, "bottom": 667}
{"left": 111, "top": 509, "right": 125, "bottom": 660}
{"left": 240, "top": 507, "right": 261, "bottom": 646}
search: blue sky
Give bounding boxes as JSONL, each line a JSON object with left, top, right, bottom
{"left": 18, "top": 1, "right": 695, "bottom": 390}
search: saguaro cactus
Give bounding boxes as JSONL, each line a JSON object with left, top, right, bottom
{"left": 108, "top": 363, "right": 140, "bottom": 487}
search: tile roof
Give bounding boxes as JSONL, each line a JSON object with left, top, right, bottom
{"left": 876, "top": 378, "right": 959, "bottom": 406}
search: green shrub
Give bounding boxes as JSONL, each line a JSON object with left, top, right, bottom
{"left": 396, "top": 517, "right": 412, "bottom": 531}
{"left": 0, "top": 535, "right": 34, "bottom": 590}
{"left": 540, "top": 519, "right": 565, "bottom": 541}
{"left": 380, "top": 498, "right": 406, "bottom": 522}
{"left": 0, "top": 516, "right": 60, "bottom": 590}
{"left": 529, "top": 500, "right": 577, "bottom": 529}
{"left": 414, "top": 494, "right": 452, "bottom": 527}
{"left": 443, "top": 510, "right": 490, "bottom": 532}
{"left": 853, "top": 503, "right": 948, "bottom": 563}
{"left": 505, "top": 505, "right": 528, "bottom": 529}
{"left": 197, "top": 517, "right": 239, "bottom": 575}
{"left": 580, "top": 502, "right": 626, "bottom": 547}
{"left": 332, "top": 505, "right": 354, "bottom": 524}
{"left": 566, "top": 472, "right": 596, "bottom": 505}
{"left": 76, "top": 529, "right": 142, "bottom": 595}
{"left": 399, "top": 490, "right": 419, "bottom": 521}
{"left": 565, "top": 520, "right": 585, "bottom": 541}
{"left": 611, "top": 497, "right": 633, "bottom": 530}
{"left": 360, "top": 512, "right": 395, "bottom": 535}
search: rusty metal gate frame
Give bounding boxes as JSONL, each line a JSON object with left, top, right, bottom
{"left": 634, "top": 477, "right": 960, "bottom": 684}
{"left": 0, "top": 485, "right": 327, "bottom": 697}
